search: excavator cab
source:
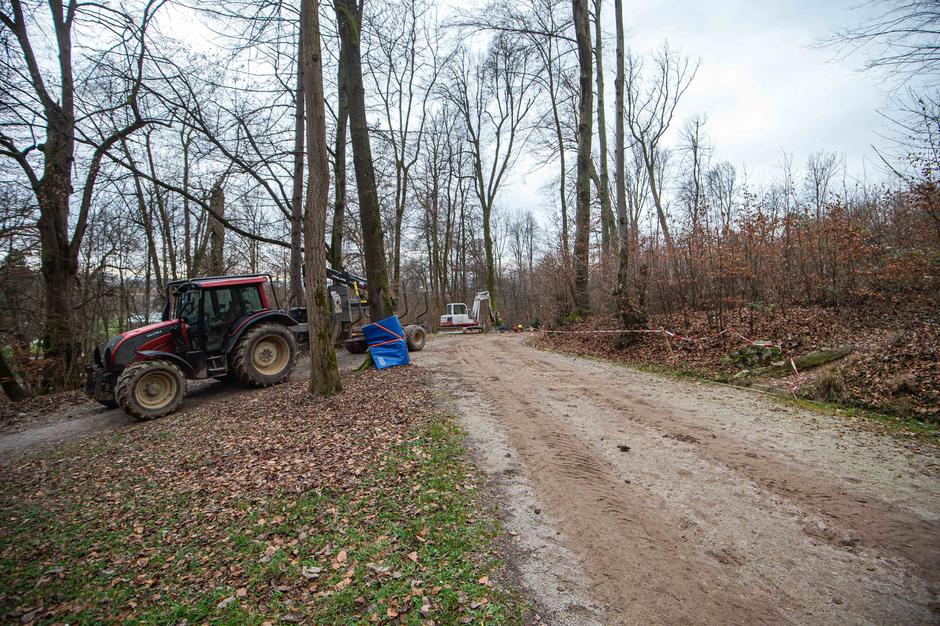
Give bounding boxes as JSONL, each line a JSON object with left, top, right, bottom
{"left": 441, "top": 303, "right": 471, "bottom": 327}
{"left": 440, "top": 292, "right": 490, "bottom": 333}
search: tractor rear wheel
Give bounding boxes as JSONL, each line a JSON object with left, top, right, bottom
{"left": 233, "top": 323, "right": 298, "bottom": 387}
{"left": 116, "top": 360, "right": 186, "bottom": 420}
{"left": 405, "top": 325, "right": 426, "bottom": 352}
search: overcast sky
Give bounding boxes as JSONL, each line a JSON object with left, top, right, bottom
{"left": 503, "top": 0, "right": 904, "bottom": 218}
{"left": 164, "top": 0, "right": 908, "bottom": 225}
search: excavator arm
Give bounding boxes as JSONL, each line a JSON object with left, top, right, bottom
{"left": 470, "top": 291, "right": 490, "bottom": 324}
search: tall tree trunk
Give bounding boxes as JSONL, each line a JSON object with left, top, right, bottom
{"left": 335, "top": 0, "right": 394, "bottom": 320}
{"left": 614, "top": 0, "right": 628, "bottom": 288}
{"left": 37, "top": 159, "right": 76, "bottom": 366}
{"left": 13, "top": 0, "right": 82, "bottom": 370}
{"left": 205, "top": 177, "right": 226, "bottom": 276}
{"left": 392, "top": 172, "right": 406, "bottom": 298}
{"left": 546, "top": 46, "right": 571, "bottom": 267}
{"left": 0, "top": 348, "right": 30, "bottom": 402}
{"left": 572, "top": 0, "right": 593, "bottom": 314}
{"left": 543, "top": 46, "right": 575, "bottom": 304}
{"left": 301, "top": 0, "right": 342, "bottom": 395}
{"left": 593, "top": 0, "right": 615, "bottom": 263}
{"left": 330, "top": 39, "right": 349, "bottom": 271}
{"left": 182, "top": 128, "right": 193, "bottom": 277}
{"left": 613, "top": 0, "right": 643, "bottom": 328}
{"left": 289, "top": 31, "right": 306, "bottom": 307}
{"left": 482, "top": 200, "right": 499, "bottom": 323}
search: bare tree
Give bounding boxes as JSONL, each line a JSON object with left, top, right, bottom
{"left": 624, "top": 45, "right": 698, "bottom": 256}
{"left": 612, "top": 0, "right": 643, "bottom": 327}
{"left": 445, "top": 37, "right": 535, "bottom": 323}
{"left": 335, "top": 0, "right": 394, "bottom": 319}
{"left": 330, "top": 40, "right": 349, "bottom": 271}
{"left": 302, "top": 0, "right": 341, "bottom": 395}
{"left": 0, "top": 0, "right": 164, "bottom": 371}
{"left": 572, "top": 0, "right": 593, "bottom": 313}
{"left": 592, "top": 0, "right": 615, "bottom": 261}
{"left": 365, "top": 0, "right": 445, "bottom": 297}
{"left": 290, "top": 30, "right": 306, "bottom": 305}
{"left": 470, "top": 0, "right": 575, "bottom": 267}
{"left": 823, "top": 2, "right": 940, "bottom": 174}
{"left": 678, "top": 116, "right": 710, "bottom": 233}
{"left": 412, "top": 106, "right": 467, "bottom": 312}
{"left": 824, "top": 0, "right": 940, "bottom": 88}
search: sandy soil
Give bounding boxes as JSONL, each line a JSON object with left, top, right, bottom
{"left": 425, "top": 333, "right": 940, "bottom": 625}
{"left": 0, "top": 351, "right": 362, "bottom": 461}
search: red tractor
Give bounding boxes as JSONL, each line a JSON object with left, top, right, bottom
{"left": 85, "top": 272, "right": 427, "bottom": 420}
{"left": 85, "top": 275, "right": 300, "bottom": 419}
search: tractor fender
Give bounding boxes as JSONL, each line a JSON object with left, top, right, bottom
{"left": 224, "top": 311, "right": 298, "bottom": 353}
{"left": 137, "top": 350, "right": 195, "bottom": 375}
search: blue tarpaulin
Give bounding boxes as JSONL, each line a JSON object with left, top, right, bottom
{"left": 361, "top": 315, "right": 410, "bottom": 369}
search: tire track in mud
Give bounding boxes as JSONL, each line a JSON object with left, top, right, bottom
{"left": 427, "top": 334, "right": 940, "bottom": 625}
{"left": 519, "top": 344, "right": 940, "bottom": 584}
{"left": 447, "top": 340, "right": 781, "bottom": 624}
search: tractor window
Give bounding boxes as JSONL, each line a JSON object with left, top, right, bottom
{"left": 211, "top": 288, "right": 236, "bottom": 320}
{"left": 453, "top": 304, "right": 467, "bottom": 316}
{"left": 203, "top": 288, "right": 244, "bottom": 330}
{"left": 176, "top": 289, "right": 200, "bottom": 325}
{"left": 238, "top": 285, "right": 264, "bottom": 314}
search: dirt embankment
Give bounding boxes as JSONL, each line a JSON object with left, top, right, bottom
{"left": 535, "top": 302, "right": 939, "bottom": 423}
{"left": 427, "top": 333, "right": 940, "bottom": 625}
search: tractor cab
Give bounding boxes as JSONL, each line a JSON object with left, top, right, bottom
{"left": 86, "top": 274, "right": 299, "bottom": 420}
{"left": 167, "top": 276, "right": 271, "bottom": 358}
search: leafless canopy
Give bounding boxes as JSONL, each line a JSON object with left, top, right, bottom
{"left": 824, "top": 0, "right": 940, "bottom": 88}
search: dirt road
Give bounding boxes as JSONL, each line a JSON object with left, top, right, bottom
{"left": 0, "top": 351, "right": 362, "bottom": 461}
{"left": 424, "top": 333, "right": 940, "bottom": 625}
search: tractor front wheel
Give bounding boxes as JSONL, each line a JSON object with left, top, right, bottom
{"left": 233, "top": 323, "right": 298, "bottom": 387}
{"left": 115, "top": 360, "right": 186, "bottom": 420}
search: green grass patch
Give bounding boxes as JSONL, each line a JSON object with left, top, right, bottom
{"left": 0, "top": 415, "right": 524, "bottom": 624}
{"left": 770, "top": 395, "right": 940, "bottom": 442}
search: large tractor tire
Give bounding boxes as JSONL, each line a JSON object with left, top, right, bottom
{"left": 233, "top": 323, "right": 298, "bottom": 387}
{"left": 115, "top": 360, "right": 186, "bottom": 420}
{"left": 405, "top": 325, "right": 426, "bottom": 352}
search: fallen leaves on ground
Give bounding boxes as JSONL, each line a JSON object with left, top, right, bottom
{"left": 0, "top": 389, "right": 87, "bottom": 434}
{"left": 0, "top": 365, "right": 522, "bottom": 624}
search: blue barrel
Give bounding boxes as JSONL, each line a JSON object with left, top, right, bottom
{"left": 361, "top": 315, "right": 410, "bottom": 369}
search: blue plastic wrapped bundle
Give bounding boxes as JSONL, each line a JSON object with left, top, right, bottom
{"left": 361, "top": 315, "right": 410, "bottom": 369}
